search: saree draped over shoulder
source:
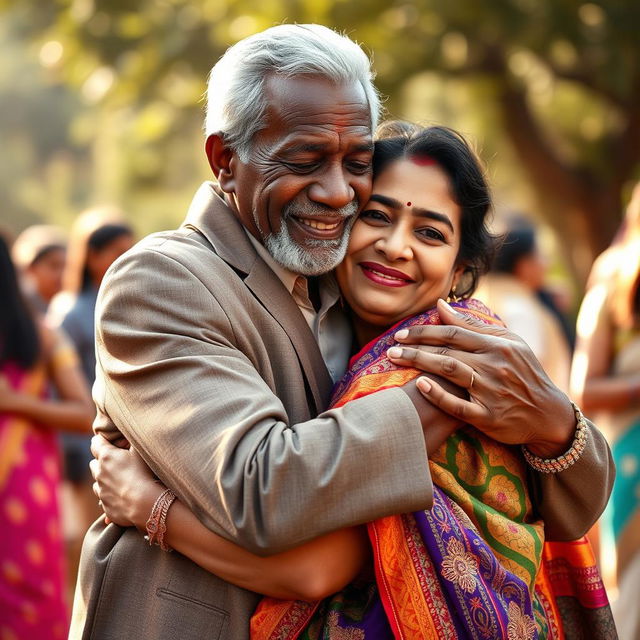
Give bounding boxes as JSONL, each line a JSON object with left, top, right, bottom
{"left": 250, "top": 299, "right": 615, "bottom": 640}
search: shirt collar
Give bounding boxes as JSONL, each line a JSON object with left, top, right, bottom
{"left": 244, "top": 229, "right": 341, "bottom": 305}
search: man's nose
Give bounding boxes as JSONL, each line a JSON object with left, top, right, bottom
{"left": 307, "top": 165, "right": 355, "bottom": 210}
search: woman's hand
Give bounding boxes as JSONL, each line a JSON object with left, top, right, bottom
{"left": 0, "top": 374, "right": 37, "bottom": 414}
{"left": 0, "top": 374, "right": 19, "bottom": 412}
{"left": 90, "top": 435, "right": 163, "bottom": 528}
{"left": 389, "top": 298, "right": 575, "bottom": 457}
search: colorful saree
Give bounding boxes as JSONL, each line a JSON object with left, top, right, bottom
{"left": 0, "top": 338, "right": 78, "bottom": 640}
{"left": 251, "top": 299, "right": 615, "bottom": 639}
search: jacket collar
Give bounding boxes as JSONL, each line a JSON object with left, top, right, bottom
{"left": 183, "top": 182, "right": 334, "bottom": 412}
{"left": 184, "top": 182, "right": 257, "bottom": 276}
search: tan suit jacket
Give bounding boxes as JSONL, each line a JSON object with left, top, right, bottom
{"left": 70, "top": 183, "right": 614, "bottom": 639}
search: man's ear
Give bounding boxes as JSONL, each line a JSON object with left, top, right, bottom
{"left": 205, "top": 134, "right": 236, "bottom": 194}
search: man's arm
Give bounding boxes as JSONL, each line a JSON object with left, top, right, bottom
{"left": 388, "top": 298, "right": 615, "bottom": 540}
{"left": 94, "top": 245, "right": 447, "bottom": 554}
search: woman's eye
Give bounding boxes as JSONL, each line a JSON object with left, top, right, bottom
{"left": 418, "top": 227, "right": 446, "bottom": 242}
{"left": 360, "top": 210, "right": 389, "bottom": 224}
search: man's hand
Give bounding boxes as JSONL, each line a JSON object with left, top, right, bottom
{"left": 391, "top": 299, "right": 575, "bottom": 458}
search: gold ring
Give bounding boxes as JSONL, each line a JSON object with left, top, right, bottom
{"left": 469, "top": 371, "right": 475, "bottom": 388}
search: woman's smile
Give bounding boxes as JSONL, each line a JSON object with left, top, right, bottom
{"left": 336, "top": 158, "right": 464, "bottom": 342}
{"left": 358, "top": 261, "right": 415, "bottom": 287}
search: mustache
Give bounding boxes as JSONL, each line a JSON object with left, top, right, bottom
{"left": 283, "top": 199, "right": 359, "bottom": 220}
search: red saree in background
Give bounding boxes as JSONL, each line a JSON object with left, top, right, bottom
{"left": 251, "top": 299, "right": 616, "bottom": 639}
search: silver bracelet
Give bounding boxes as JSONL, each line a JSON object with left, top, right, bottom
{"left": 521, "top": 401, "right": 589, "bottom": 474}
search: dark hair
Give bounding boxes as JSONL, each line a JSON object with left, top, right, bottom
{"left": 0, "top": 234, "right": 40, "bottom": 368}
{"left": 373, "top": 122, "right": 496, "bottom": 298}
{"left": 74, "top": 223, "right": 133, "bottom": 293}
{"left": 31, "top": 244, "right": 66, "bottom": 266}
{"left": 492, "top": 218, "right": 536, "bottom": 274}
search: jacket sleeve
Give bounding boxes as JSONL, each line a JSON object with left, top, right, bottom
{"left": 528, "top": 419, "right": 615, "bottom": 541}
{"left": 93, "top": 245, "right": 433, "bottom": 555}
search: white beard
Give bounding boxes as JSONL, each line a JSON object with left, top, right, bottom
{"left": 262, "top": 201, "right": 358, "bottom": 276}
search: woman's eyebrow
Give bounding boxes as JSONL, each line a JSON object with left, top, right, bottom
{"left": 369, "top": 194, "right": 454, "bottom": 232}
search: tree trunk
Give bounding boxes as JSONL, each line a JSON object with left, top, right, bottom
{"left": 496, "top": 81, "right": 622, "bottom": 287}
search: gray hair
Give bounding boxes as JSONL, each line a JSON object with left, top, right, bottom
{"left": 205, "top": 24, "right": 380, "bottom": 160}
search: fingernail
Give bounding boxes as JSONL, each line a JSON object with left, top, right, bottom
{"left": 439, "top": 298, "right": 460, "bottom": 315}
{"left": 394, "top": 329, "right": 408, "bottom": 340}
{"left": 417, "top": 377, "right": 432, "bottom": 392}
{"left": 387, "top": 347, "right": 403, "bottom": 359}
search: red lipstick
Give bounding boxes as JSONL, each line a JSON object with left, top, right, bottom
{"left": 359, "top": 261, "right": 414, "bottom": 287}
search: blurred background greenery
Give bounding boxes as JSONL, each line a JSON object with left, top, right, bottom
{"left": 1, "top": 0, "right": 639, "bottom": 290}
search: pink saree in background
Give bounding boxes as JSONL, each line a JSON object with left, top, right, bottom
{"left": 0, "top": 359, "right": 70, "bottom": 639}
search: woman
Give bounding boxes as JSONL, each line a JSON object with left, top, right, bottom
{"left": 571, "top": 182, "right": 640, "bottom": 639}
{"left": 0, "top": 234, "right": 95, "bottom": 639}
{"left": 47, "top": 207, "right": 134, "bottom": 585}
{"left": 475, "top": 217, "right": 572, "bottom": 393}
{"left": 93, "top": 125, "right": 614, "bottom": 638}
{"left": 11, "top": 224, "right": 67, "bottom": 315}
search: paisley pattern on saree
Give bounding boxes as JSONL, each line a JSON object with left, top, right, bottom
{"left": 251, "top": 299, "right": 612, "bottom": 639}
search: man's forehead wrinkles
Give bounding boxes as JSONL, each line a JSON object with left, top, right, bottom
{"left": 279, "top": 113, "right": 371, "bottom": 131}
{"left": 267, "top": 125, "right": 372, "bottom": 152}
{"left": 278, "top": 100, "right": 369, "bottom": 116}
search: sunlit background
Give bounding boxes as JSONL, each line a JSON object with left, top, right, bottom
{"left": 1, "top": 0, "right": 639, "bottom": 300}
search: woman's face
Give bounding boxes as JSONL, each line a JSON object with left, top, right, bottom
{"left": 28, "top": 247, "right": 66, "bottom": 302}
{"left": 336, "top": 157, "right": 464, "bottom": 328}
{"left": 87, "top": 233, "right": 134, "bottom": 286}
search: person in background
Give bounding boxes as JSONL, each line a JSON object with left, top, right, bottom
{"left": 11, "top": 224, "right": 67, "bottom": 315}
{"left": 536, "top": 285, "right": 576, "bottom": 352}
{"left": 571, "top": 182, "right": 640, "bottom": 640}
{"left": 47, "top": 207, "right": 134, "bottom": 590}
{"left": 475, "top": 216, "right": 572, "bottom": 392}
{"left": 0, "top": 233, "right": 94, "bottom": 639}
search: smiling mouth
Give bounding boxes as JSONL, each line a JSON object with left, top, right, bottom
{"left": 294, "top": 217, "right": 342, "bottom": 231}
{"left": 359, "top": 261, "right": 415, "bottom": 287}
{"left": 289, "top": 215, "right": 347, "bottom": 240}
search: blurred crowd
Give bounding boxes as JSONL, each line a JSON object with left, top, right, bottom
{"left": 1, "top": 185, "right": 639, "bottom": 638}
{"left": 1, "top": 209, "right": 133, "bottom": 639}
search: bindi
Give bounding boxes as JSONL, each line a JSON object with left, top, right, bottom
{"left": 410, "top": 154, "right": 435, "bottom": 167}
{"left": 406, "top": 202, "right": 412, "bottom": 206}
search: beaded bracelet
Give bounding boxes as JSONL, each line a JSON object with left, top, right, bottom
{"left": 522, "top": 401, "right": 589, "bottom": 474}
{"left": 144, "top": 488, "right": 176, "bottom": 552}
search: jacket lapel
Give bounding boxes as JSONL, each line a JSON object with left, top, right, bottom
{"left": 183, "top": 183, "right": 334, "bottom": 412}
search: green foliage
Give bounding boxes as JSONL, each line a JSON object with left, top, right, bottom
{"left": 1, "top": 0, "right": 638, "bottom": 282}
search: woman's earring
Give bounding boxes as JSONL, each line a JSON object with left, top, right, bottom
{"left": 447, "top": 286, "right": 460, "bottom": 303}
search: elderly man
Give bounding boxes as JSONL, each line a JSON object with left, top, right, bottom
{"left": 71, "top": 24, "right": 613, "bottom": 639}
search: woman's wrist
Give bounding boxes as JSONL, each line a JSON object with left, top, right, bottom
{"left": 0, "top": 390, "right": 28, "bottom": 414}
{"left": 130, "top": 482, "right": 167, "bottom": 530}
{"left": 144, "top": 488, "right": 177, "bottom": 551}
